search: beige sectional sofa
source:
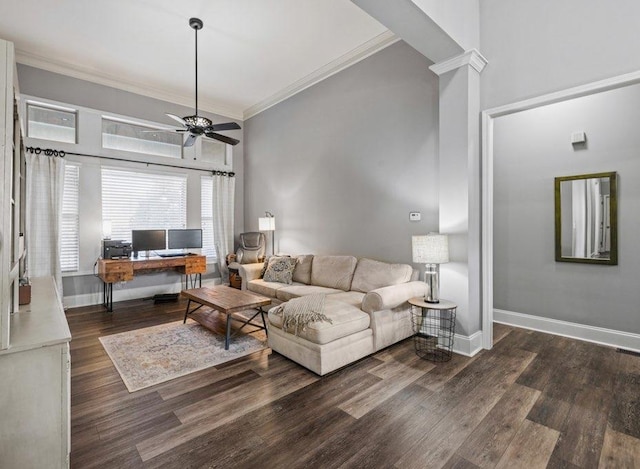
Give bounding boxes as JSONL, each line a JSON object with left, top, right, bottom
{"left": 237, "top": 255, "right": 428, "bottom": 375}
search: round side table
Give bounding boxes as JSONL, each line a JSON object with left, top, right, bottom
{"left": 408, "top": 297, "right": 456, "bottom": 362}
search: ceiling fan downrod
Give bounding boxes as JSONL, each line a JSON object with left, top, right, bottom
{"left": 190, "top": 17, "right": 203, "bottom": 117}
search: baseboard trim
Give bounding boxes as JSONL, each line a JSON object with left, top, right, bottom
{"left": 494, "top": 308, "right": 640, "bottom": 353}
{"left": 63, "top": 278, "right": 221, "bottom": 309}
{"left": 453, "top": 330, "right": 483, "bottom": 357}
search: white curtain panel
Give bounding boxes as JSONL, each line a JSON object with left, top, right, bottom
{"left": 212, "top": 174, "right": 235, "bottom": 280}
{"left": 25, "top": 153, "right": 65, "bottom": 292}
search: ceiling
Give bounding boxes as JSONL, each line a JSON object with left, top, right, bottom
{"left": 0, "top": 0, "right": 395, "bottom": 120}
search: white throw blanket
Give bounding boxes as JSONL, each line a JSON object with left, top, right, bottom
{"left": 273, "top": 294, "right": 333, "bottom": 336}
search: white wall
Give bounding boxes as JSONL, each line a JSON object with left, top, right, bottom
{"left": 244, "top": 41, "right": 439, "bottom": 266}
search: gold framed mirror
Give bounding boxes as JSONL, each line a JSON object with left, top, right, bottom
{"left": 555, "top": 171, "right": 617, "bottom": 265}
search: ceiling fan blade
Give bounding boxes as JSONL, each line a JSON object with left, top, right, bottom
{"left": 138, "top": 128, "right": 186, "bottom": 134}
{"left": 204, "top": 132, "right": 240, "bottom": 146}
{"left": 206, "top": 122, "right": 241, "bottom": 132}
{"left": 184, "top": 133, "right": 198, "bottom": 147}
{"left": 166, "top": 113, "right": 188, "bottom": 126}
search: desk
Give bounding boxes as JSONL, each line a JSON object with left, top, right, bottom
{"left": 98, "top": 255, "right": 207, "bottom": 311}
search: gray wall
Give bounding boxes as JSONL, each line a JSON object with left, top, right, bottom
{"left": 244, "top": 41, "right": 439, "bottom": 265}
{"left": 480, "top": 0, "right": 640, "bottom": 110}
{"left": 17, "top": 65, "right": 244, "bottom": 303}
{"left": 493, "top": 82, "right": 640, "bottom": 334}
{"left": 481, "top": 0, "right": 640, "bottom": 335}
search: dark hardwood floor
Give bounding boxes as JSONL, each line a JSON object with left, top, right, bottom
{"left": 67, "top": 298, "right": 640, "bottom": 468}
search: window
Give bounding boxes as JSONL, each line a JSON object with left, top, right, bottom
{"left": 201, "top": 176, "right": 216, "bottom": 259}
{"left": 27, "top": 102, "right": 77, "bottom": 143}
{"left": 101, "top": 168, "right": 187, "bottom": 245}
{"left": 201, "top": 138, "right": 227, "bottom": 166}
{"left": 102, "top": 117, "right": 183, "bottom": 159}
{"left": 61, "top": 164, "right": 80, "bottom": 272}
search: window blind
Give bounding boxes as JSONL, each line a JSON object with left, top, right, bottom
{"left": 101, "top": 168, "right": 187, "bottom": 243}
{"left": 201, "top": 176, "right": 216, "bottom": 259}
{"left": 60, "top": 164, "right": 79, "bottom": 272}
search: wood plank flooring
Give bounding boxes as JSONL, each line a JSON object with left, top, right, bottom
{"left": 67, "top": 300, "right": 640, "bottom": 468}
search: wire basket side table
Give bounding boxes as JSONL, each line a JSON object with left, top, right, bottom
{"left": 408, "top": 298, "right": 456, "bottom": 362}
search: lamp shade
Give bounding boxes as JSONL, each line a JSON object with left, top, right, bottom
{"left": 258, "top": 216, "right": 275, "bottom": 231}
{"left": 412, "top": 234, "right": 449, "bottom": 264}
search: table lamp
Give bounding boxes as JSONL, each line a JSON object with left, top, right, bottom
{"left": 412, "top": 233, "right": 449, "bottom": 303}
{"left": 258, "top": 211, "right": 276, "bottom": 255}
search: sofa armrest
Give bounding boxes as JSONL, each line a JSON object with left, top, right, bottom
{"left": 237, "top": 262, "right": 264, "bottom": 288}
{"left": 361, "top": 281, "right": 428, "bottom": 314}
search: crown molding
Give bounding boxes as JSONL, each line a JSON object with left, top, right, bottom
{"left": 15, "top": 49, "right": 244, "bottom": 120}
{"left": 243, "top": 30, "right": 399, "bottom": 120}
{"left": 429, "top": 48, "right": 488, "bottom": 76}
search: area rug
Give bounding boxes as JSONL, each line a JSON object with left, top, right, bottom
{"left": 99, "top": 320, "right": 267, "bottom": 392}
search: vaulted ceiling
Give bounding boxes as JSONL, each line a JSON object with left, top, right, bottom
{"left": 0, "top": 0, "right": 394, "bottom": 120}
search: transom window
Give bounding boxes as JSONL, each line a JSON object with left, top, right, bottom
{"left": 102, "top": 117, "right": 183, "bottom": 159}
{"left": 27, "top": 102, "right": 77, "bottom": 144}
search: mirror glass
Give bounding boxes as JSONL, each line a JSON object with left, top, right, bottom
{"left": 555, "top": 172, "right": 617, "bottom": 264}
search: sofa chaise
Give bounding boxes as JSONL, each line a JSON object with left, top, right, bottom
{"left": 236, "top": 255, "right": 428, "bottom": 375}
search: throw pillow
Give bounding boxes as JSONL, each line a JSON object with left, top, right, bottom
{"left": 262, "top": 256, "right": 297, "bottom": 284}
{"left": 260, "top": 257, "right": 270, "bottom": 278}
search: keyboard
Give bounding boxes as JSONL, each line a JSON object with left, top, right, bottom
{"left": 157, "top": 253, "right": 186, "bottom": 258}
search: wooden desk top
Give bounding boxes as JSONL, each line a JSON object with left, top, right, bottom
{"left": 181, "top": 285, "right": 271, "bottom": 314}
{"left": 98, "top": 255, "right": 206, "bottom": 283}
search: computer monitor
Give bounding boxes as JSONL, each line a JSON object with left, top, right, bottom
{"left": 167, "top": 229, "right": 203, "bottom": 250}
{"left": 131, "top": 229, "right": 166, "bottom": 252}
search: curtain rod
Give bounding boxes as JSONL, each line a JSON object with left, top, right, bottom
{"left": 24, "top": 146, "right": 236, "bottom": 177}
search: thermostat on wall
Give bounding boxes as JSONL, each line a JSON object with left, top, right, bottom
{"left": 409, "top": 212, "right": 421, "bottom": 221}
{"left": 571, "top": 131, "right": 586, "bottom": 144}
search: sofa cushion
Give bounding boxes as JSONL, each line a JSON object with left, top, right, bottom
{"left": 310, "top": 255, "right": 357, "bottom": 291}
{"left": 326, "top": 291, "right": 366, "bottom": 308}
{"left": 351, "top": 258, "right": 413, "bottom": 293}
{"left": 248, "top": 279, "right": 302, "bottom": 298}
{"left": 268, "top": 298, "right": 370, "bottom": 345}
{"left": 292, "top": 254, "right": 313, "bottom": 284}
{"left": 263, "top": 256, "right": 298, "bottom": 284}
{"left": 276, "top": 285, "right": 343, "bottom": 302}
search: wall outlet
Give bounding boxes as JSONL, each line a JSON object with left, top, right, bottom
{"left": 409, "top": 212, "right": 421, "bottom": 221}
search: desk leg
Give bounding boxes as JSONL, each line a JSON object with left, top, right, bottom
{"left": 102, "top": 282, "right": 113, "bottom": 312}
{"left": 225, "top": 313, "right": 232, "bottom": 350}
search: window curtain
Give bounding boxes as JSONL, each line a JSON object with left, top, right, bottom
{"left": 211, "top": 174, "right": 235, "bottom": 281}
{"left": 25, "top": 153, "right": 66, "bottom": 292}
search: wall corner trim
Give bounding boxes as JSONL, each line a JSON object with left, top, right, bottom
{"left": 243, "top": 30, "right": 400, "bottom": 120}
{"left": 453, "top": 330, "right": 484, "bottom": 357}
{"left": 494, "top": 309, "right": 640, "bottom": 353}
{"left": 429, "top": 49, "right": 488, "bottom": 76}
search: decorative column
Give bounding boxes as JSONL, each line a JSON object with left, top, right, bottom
{"left": 429, "top": 49, "right": 488, "bottom": 352}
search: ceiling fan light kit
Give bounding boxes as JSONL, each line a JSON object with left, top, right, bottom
{"left": 165, "top": 17, "right": 241, "bottom": 148}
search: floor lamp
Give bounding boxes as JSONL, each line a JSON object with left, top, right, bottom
{"left": 258, "top": 211, "right": 276, "bottom": 256}
{"left": 412, "top": 233, "right": 449, "bottom": 303}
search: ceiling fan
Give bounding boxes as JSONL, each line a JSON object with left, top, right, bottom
{"left": 166, "top": 17, "right": 241, "bottom": 147}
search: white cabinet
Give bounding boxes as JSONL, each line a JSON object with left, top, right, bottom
{"left": 0, "top": 277, "right": 71, "bottom": 468}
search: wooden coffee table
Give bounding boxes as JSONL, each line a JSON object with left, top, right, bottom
{"left": 181, "top": 285, "right": 272, "bottom": 350}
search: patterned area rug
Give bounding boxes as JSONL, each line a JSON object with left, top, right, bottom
{"left": 99, "top": 320, "right": 268, "bottom": 392}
